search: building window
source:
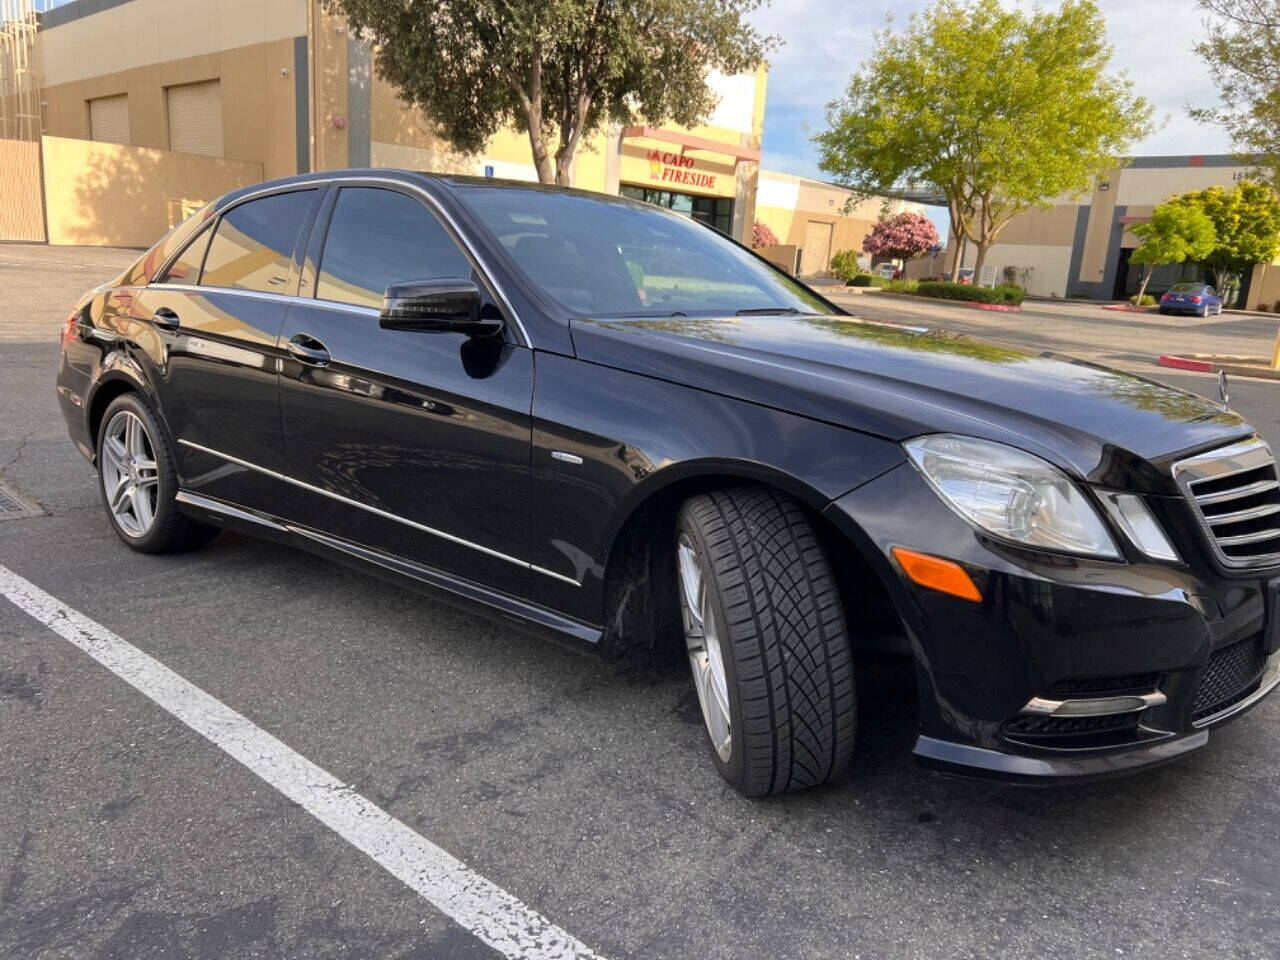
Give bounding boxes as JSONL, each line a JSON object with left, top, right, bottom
{"left": 88, "top": 94, "right": 129, "bottom": 145}
{"left": 166, "top": 80, "right": 223, "bottom": 157}
{"left": 620, "top": 186, "right": 734, "bottom": 235}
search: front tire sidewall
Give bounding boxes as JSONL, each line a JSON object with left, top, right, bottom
{"left": 676, "top": 511, "right": 750, "bottom": 787}
{"left": 96, "top": 394, "right": 179, "bottom": 552}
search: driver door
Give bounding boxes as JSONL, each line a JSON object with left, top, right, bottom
{"left": 278, "top": 184, "right": 535, "bottom": 598}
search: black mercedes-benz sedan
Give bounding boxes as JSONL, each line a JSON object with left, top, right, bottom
{"left": 56, "top": 170, "right": 1280, "bottom": 794}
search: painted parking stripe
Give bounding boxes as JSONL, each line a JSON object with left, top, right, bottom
{"left": 0, "top": 565, "right": 607, "bottom": 960}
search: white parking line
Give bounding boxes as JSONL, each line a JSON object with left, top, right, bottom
{"left": 0, "top": 564, "right": 607, "bottom": 960}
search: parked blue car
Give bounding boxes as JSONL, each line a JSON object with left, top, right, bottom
{"left": 1159, "top": 282, "right": 1223, "bottom": 317}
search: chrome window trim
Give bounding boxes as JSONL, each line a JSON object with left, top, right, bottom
{"left": 1173, "top": 435, "right": 1280, "bottom": 569}
{"left": 152, "top": 283, "right": 380, "bottom": 317}
{"left": 176, "top": 439, "right": 578, "bottom": 586}
{"left": 151, "top": 174, "right": 533, "bottom": 348}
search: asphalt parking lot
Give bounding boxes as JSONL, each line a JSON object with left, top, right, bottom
{"left": 3, "top": 244, "right": 1280, "bottom": 960}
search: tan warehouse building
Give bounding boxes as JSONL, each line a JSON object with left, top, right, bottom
{"left": 1, "top": 0, "right": 908, "bottom": 275}
{"left": 946, "top": 155, "right": 1280, "bottom": 310}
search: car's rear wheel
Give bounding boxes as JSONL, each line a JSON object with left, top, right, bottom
{"left": 675, "top": 486, "right": 856, "bottom": 796}
{"left": 97, "top": 393, "right": 218, "bottom": 553}
{"left": 1200, "top": 303, "right": 1210, "bottom": 318}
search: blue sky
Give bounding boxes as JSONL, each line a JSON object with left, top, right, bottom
{"left": 750, "top": 0, "right": 1224, "bottom": 184}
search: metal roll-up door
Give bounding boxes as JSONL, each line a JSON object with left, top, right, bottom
{"left": 166, "top": 80, "right": 223, "bottom": 157}
{"left": 88, "top": 95, "right": 130, "bottom": 145}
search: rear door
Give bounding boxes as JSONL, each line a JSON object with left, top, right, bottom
{"left": 277, "top": 184, "right": 535, "bottom": 597}
{"left": 137, "top": 187, "right": 321, "bottom": 513}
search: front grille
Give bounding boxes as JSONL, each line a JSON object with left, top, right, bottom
{"left": 1173, "top": 437, "right": 1280, "bottom": 568}
{"left": 1005, "top": 713, "right": 1140, "bottom": 737}
{"left": 1191, "top": 633, "right": 1268, "bottom": 724}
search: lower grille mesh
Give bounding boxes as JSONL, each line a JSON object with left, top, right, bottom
{"left": 1191, "top": 634, "right": 1267, "bottom": 723}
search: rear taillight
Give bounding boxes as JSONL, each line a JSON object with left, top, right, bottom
{"left": 1190, "top": 295, "right": 1203, "bottom": 303}
{"left": 60, "top": 311, "right": 78, "bottom": 348}
{"left": 1160, "top": 293, "right": 1171, "bottom": 300}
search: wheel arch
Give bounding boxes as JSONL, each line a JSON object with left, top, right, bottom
{"left": 85, "top": 361, "right": 169, "bottom": 463}
{"left": 598, "top": 459, "right": 910, "bottom": 659}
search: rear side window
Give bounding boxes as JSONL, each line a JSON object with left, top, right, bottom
{"left": 156, "top": 224, "right": 212, "bottom": 284}
{"left": 316, "top": 187, "right": 472, "bottom": 309}
{"left": 200, "top": 190, "right": 317, "bottom": 293}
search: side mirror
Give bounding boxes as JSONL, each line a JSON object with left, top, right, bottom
{"left": 379, "top": 278, "right": 503, "bottom": 337}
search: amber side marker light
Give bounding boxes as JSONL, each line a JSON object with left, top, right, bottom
{"left": 891, "top": 547, "right": 983, "bottom": 603}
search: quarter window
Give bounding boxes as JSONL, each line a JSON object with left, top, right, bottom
{"left": 317, "top": 187, "right": 472, "bottom": 309}
{"left": 156, "top": 224, "right": 212, "bottom": 285}
{"left": 200, "top": 190, "right": 316, "bottom": 294}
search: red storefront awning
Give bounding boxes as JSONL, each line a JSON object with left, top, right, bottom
{"left": 621, "top": 126, "right": 761, "bottom": 163}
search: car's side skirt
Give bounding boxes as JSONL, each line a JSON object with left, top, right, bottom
{"left": 174, "top": 490, "right": 603, "bottom": 651}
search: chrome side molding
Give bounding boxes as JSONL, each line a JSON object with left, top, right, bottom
{"left": 1020, "top": 690, "right": 1167, "bottom": 718}
{"left": 175, "top": 439, "right": 580, "bottom": 586}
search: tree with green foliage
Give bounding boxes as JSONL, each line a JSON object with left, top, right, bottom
{"left": 1168, "top": 183, "right": 1280, "bottom": 305}
{"left": 1128, "top": 202, "right": 1217, "bottom": 306}
{"left": 325, "top": 0, "right": 774, "bottom": 185}
{"left": 1192, "top": 1, "right": 1280, "bottom": 187}
{"left": 813, "top": 0, "right": 1152, "bottom": 282}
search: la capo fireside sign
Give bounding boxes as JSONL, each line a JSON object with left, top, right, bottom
{"left": 648, "top": 150, "right": 716, "bottom": 189}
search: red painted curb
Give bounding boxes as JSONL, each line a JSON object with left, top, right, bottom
{"left": 1157, "top": 354, "right": 1214, "bottom": 372}
{"left": 1102, "top": 304, "right": 1150, "bottom": 313}
{"left": 965, "top": 301, "right": 1022, "bottom": 313}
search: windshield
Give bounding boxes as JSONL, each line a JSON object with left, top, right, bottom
{"left": 452, "top": 184, "right": 835, "bottom": 318}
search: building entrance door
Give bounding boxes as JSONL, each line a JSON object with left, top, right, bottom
{"left": 800, "top": 220, "right": 833, "bottom": 275}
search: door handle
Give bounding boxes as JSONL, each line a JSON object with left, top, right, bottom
{"left": 153, "top": 307, "right": 180, "bottom": 331}
{"left": 287, "top": 333, "right": 331, "bottom": 366}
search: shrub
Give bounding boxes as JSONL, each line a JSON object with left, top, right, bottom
{"left": 830, "top": 249, "right": 862, "bottom": 282}
{"left": 915, "top": 281, "right": 1025, "bottom": 305}
{"left": 751, "top": 219, "right": 780, "bottom": 248}
{"left": 884, "top": 278, "right": 920, "bottom": 294}
{"left": 848, "top": 273, "right": 873, "bottom": 287}
{"left": 1129, "top": 293, "right": 1156, "bottom": 306}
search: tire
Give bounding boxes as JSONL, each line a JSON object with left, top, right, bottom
{"left": 675, "top": 486, "right": 855, "bottom": 796}
{"left": 96, "top": 392, "right": 219, "bottom": 553}
{"left": 1201, "top": 304, "right": 1210, "bottom": 318}
{"left": 1158, "top": 308, "right": 1169, "bottom": 315}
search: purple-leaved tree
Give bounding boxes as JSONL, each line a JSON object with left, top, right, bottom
{"left": 861, "top": 212, "right": 939, "bottom": 272}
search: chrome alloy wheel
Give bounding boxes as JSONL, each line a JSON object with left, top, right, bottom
{"left": 677, "top": 533, "right": 732, "bottom": 762}
{"left": 101, "top": 410, "right": 160, "bottom": 538}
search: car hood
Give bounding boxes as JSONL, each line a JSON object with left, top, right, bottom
{"left": 569, "top": 313, "right": 1251, "bottom": 485}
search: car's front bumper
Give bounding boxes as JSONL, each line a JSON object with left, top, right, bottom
{"left": 823, "top": 462, "right": 1280, "bottom": 783}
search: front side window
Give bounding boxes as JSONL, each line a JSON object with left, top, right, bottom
{"left": 200, "top": 190, "right": 316, "bottom": 293}
{"left": 456, "top": 185, "right": 832, "bottom": 318}
{"left": 317, "top": 187, "right": 472, "bottom": 309}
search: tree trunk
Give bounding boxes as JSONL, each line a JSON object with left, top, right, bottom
{"left": 554, "top": 152, "right": 572, "bottom": 186}
{"left": 1272, "top": 323, "right": 1280, "bottom": 370}
{"left": 972, "top": 244, "right": 989, "bottom": 287}
{"left": 528, "top": 129, "right": 555, "bottom": 184}
{"left": 1134, "top": 263, "right": 1154, "bottom": 305}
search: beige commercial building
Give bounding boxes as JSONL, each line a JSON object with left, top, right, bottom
{"left": 947, "top": 155, "right": 1280, "bottom": 309}
{"left": 754, "top": 171, "right": 926, "bottom": 276}
{"left": 3, "top": 0, "right": 778, "bottom": 248}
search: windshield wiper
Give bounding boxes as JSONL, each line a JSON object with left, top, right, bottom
{"left": 735, "top": 307, "right": 801, "bottom": 316}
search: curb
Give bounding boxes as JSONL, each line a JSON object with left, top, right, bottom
{"left": 1102, "top": 304, "right": 1151, "bottom": 313}
{"left": 1158, "top": 354, "right": 1280, "bottom": 381}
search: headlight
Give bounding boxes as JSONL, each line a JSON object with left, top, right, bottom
{"left": 904, "top": 434, "right": 1119, "bottom": 558}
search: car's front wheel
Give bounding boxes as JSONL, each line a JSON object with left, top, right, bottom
{"left": 675, "top": 486, "right": 856, "bottom": 795}
{"left": 97, "top": 393, "right": 218, "bottom": 553}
